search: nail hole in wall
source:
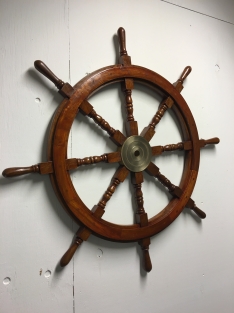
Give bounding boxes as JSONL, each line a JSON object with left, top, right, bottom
{"left": 44, "top": 270, "right": 51, "bottom": 278}
{"left": 3, "top": 277, "right": 11, "bottom": 285}
{"left": 35, "top": 97, "right": 41, "bottom": 103}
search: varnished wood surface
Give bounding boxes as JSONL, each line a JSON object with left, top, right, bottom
{"left": 50, "top": 64, "right": 200, "bottom": 241}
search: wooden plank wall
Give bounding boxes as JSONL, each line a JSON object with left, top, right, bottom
{"left": 1, "top": 1, "right": 234, "bottom": 312}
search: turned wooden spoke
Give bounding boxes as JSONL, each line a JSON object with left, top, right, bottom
{"left": 61, "top": 166, "right": 130, "bottom": 267}
{"left": 89, "top": 109, "right": 115, "bottom": 135}
{"left": 155, "top": 169, "right": 176, "bottom": 193}
{"left": 96, "top": 166, "right": 129, "bottom": 210}
{"left": 67, "top": 152, "right": 121, "bottom": 170}
{"left": 131, "top": 173, "right": 149, "bottom": 226}
{"left": 131, "top": 172, "right": 146, "bottom": 216}
{"left": 150, "top": 103, "right": 168, "bottom": 129}
{"left": 145, "top": 162, "right": 206, "bottom": 219}
{"left": 79, "top": 100, "right": 126, "bottom": 146}
{"left": 122, "top": 80, "right": 138, "bottom": 136}
{"left": 134, "top": 182, "right": 145, "bottom": 215}
{"left": 144, "top": 162, "right": 175, "bottom": 192}
{"left": 98, "top": 178, "right": 121, "bottom": 209}
{"left": 124, "top": 88, "right": 134, "bottom": 121}
{"left": 2, "top": 152, "right": 122, "bottom": 178}
{"left": 123, "top": 81, "right": 134, "bottom": 122}
{"left": 158, "top": 142, "right": 184, "bottom": 153}
{"left": 151, "top": 142, "right": 185, "bottom": 156}
{"left": 140, "top": 102, "right": 169, "bottom": 142}
{"left": 117, "top": 27, "right": 138, "bottom": 136}
{"left": 72, "top": 154, "right": 108, "bottom": 167}
{"left": 80, "top": 100, "right": 115, "bottom": 135}
{"left": 145, "top": 162, "right": 178, "bottom": 194}
{"left": 151, "top": 137, "right": 220, "bottom": 156}
{"left": 131, "top": 172, "right": 152, "bottom": 272}
{"left": 60, "top": 166, "right": 129, "bottom": 267}
{"left": 141, "top": 66, "right": 192, "bottom": 142}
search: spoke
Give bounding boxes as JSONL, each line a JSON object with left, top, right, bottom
{"left": 131, "top": 172, "right": 147, "bottom": 224}
{"left": 123, "top": 80, "right": 134, "bottom": 122}
{"left": 152, "top": 142, "right": 185, "bottom": 156}
{"left": 2, "top": 152, "right": 122, "bottom": 177}
{"left": 146, "top": 163, "right": 176, "bottom": 192}
{"left": 93, "top": 165, "right": 130, "bottom": 214}
{"left": 66, "top": 152, "right": 121, "bottom": 170}
{"left": 117, "top": 28, "right": 138, "bottom": 136}
{"left": 79, "top": 100, "right": 126, "bottom": 146}
{"left": 131, "top": 172, "right": 152, "bottom": 272}
{"left": 68, "top": 154, "right": 108, "bottom": 168}
{"left": 60, "top": 165, "right": 129, "bottom": 267}
{"left": 122, "top": 79, "right": 139, "bottom": 136}
{"left": 141, "top": 66, "right": 192, "bottom": 142}
{"left": 2, "top": 162, "right": 53, "bottom": 177}
{"left": 186, "top": 199, "right": 206, "bottom": 219}
{"left": 151, "top": 137, "right": 220, "bottom": 156}
{"left": 145, "top": 162, "right": 206, "bottom": 219}
{"left": 34, "top": 60, "right": 74, "bottom": 98}
{"left": 141, "top": 102, "right": 169, "bottom": 141}
{"left": 60, "top": 226, "right": 90, "bottom": 267}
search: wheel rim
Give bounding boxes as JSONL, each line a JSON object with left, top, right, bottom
{"left": 50, "top": 64, "right": 200, "bottom": 242}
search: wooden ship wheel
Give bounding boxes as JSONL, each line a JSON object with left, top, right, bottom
{"left": 3, "top": 27, "right": 220, "bottom": 272}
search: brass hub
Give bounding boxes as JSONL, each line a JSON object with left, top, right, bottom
{"left": 121, "top": 135, "right": 152, "bottom": 172}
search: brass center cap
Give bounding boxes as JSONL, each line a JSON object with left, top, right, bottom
{"left": 121, "top": 135, "right": 152, "bottom": 172}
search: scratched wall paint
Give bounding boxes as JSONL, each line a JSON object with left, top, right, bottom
{"left": 0, "top": 1, "right": 234, "bottom": 312}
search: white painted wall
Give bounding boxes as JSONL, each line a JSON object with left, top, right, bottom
{"left": 1, "top": 1, "right": 234, "bottom": 312}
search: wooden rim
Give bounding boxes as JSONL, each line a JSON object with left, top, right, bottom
{"left": 50, "top": 65, "right": 200, "bottom": 241}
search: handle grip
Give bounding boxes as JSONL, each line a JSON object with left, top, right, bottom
{"left": 60, "top": 238, "right": 83, "bottom": 267}
{"left": 142, "top": 248, "right": 152, "bottom": 272}
{"left": 139, "top": 238, "right": 152, "bottom": 272}
{"left": 34, "top": 60, "right": 64, "bottom": 89}
{"left": 179, "top": 66, "right": 192, "bottom": 83}
{"left": 204, "top": 137, "right": 220, "bottom": 145}
{"left": 117, "top": 27, "right": 127, "bottom": 56}
{"left": 2, "top": 166, "right": 39, "bottom": 177}
{"left": 191, "top": 205, "right": 206, "bottom": 219}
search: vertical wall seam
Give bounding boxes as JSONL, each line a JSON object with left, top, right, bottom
{"left": 67, "top": 0, "right": 75, "bottom": 312}
{"left": 73, "top": 258, "right": 75, "bottom": 313}
{"left": 68, "top": 0, "right": 72, "bottom": 159}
